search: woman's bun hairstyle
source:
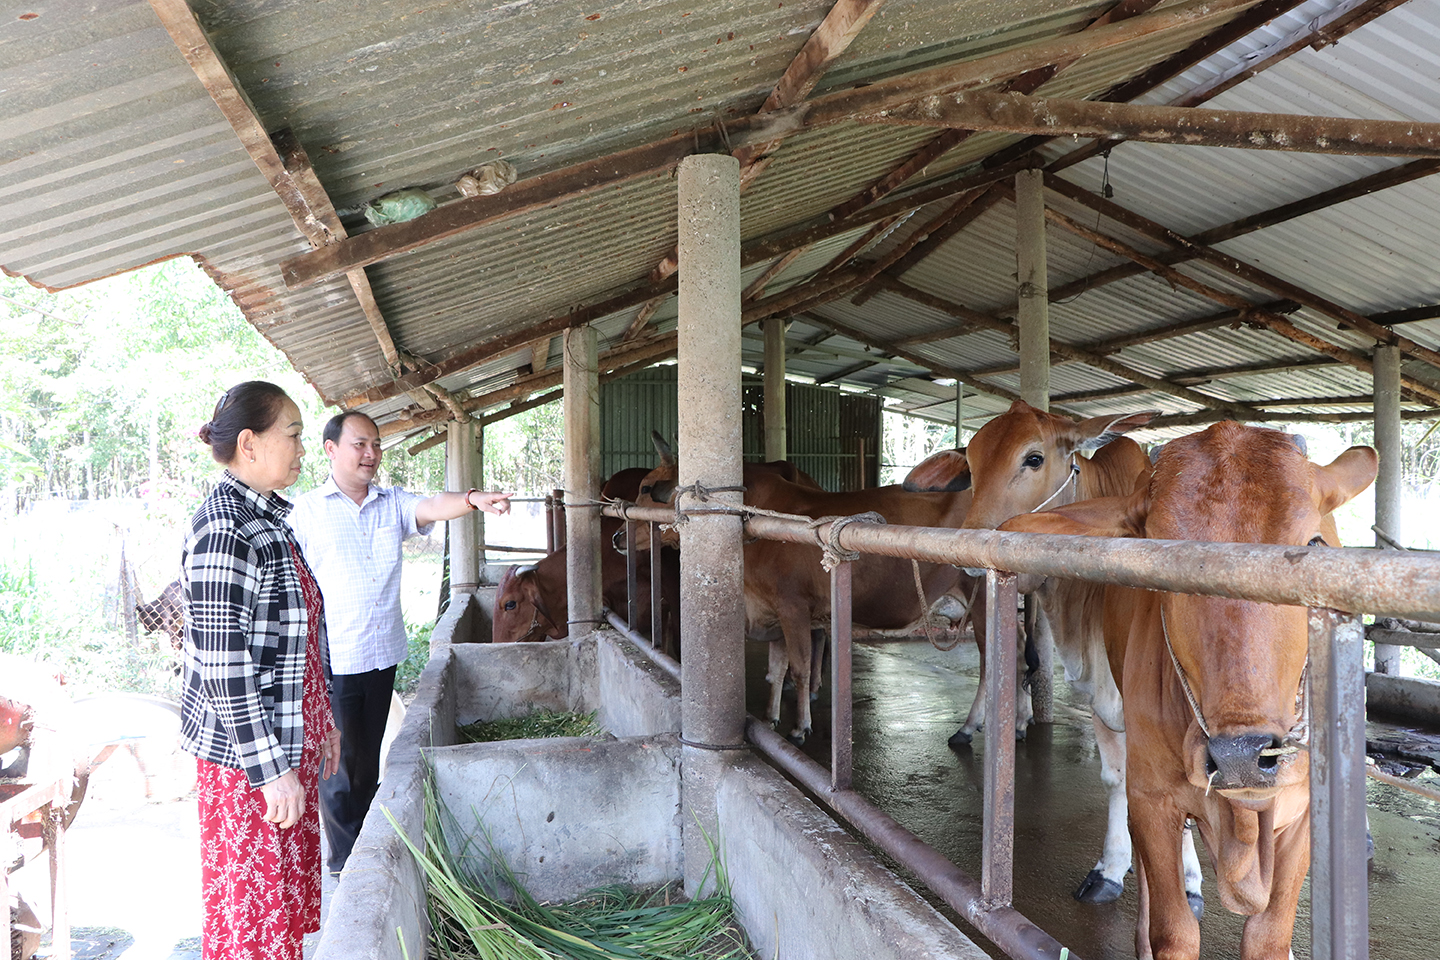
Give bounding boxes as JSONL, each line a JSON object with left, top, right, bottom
{"left": 201, "top": 381, "right": 290, "bottom": 465}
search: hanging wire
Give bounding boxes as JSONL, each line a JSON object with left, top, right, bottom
{"left": 1053, "top": 149, "right": 1113, "bottom": 306}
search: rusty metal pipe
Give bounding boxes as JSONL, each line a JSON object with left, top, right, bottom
{"left": 605, "top": 502, "right": 1440, "bottom": 617}
{"left": 982, "top": 571, "right": 1018, "bottom": 907}
{"left": 830, "top": 560, "right": 853, "bottom": 791}
{"left": 746, "top": 717, "right": 1078, "bottom": 960}
{"left": 604, "top": 609, "right": 681, "bottom": 681}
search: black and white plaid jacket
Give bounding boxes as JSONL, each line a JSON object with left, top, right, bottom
{"left": 179, "top": 472, "right": 328, "bottom": 788}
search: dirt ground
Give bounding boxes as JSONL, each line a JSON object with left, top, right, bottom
{"left": 19, "top": 736, "right": 340, "bottom": 960}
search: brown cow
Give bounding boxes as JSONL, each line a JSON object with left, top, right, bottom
{"left": 493, "top": 467, "right": 680, "bottom": 653}
{"left": 632, "top": 443, "right": 983, "bottom": 744}
{"left": 1004, "top": 423, "right": 1376, "bottom": 959}
{"left": 954, "top": 399, "right": 1185, "bottom": 907}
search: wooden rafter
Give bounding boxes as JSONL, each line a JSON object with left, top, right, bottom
{"left": 1050, "top": 0, "right": 1413, "bottom": 173}
{"left": 1041, "top": 207, "right": 1440, "bottom": 405}
{"left": 148, "top": 0, "right": 438, "bottom": 410}
{"left": 629, "top": 0, "right": 886, "bottom": 333}
{"left": 1044, "top": 176, "right": 1440, "bottom": 378}
{"left": 279, "top": 0, "right": 1256, "bottom": 290}
{"left": 870, "top": 89, "right": 1440, "bottom": 158}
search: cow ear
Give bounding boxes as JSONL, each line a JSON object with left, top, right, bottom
{"left": 1073, "top": 410, "right": 1157, "bottom": 454}
{"left": 998, "top": 488, "right": 1148, "bottom": 539}
{"left": 651, "top": 430, "right": 676, "bottom": 466}
{"left": 1312, "top": 445, "right": 1378, "bottom": 516}
{"left": 903, "top": 449, "right": 970, "bottom": 492}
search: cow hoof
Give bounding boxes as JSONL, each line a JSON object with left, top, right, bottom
{"left": 1187, "top": 891, "right": 1205, "bottom": 921}
{"left": 787, "top": 731, "right": 808, "bottom": 747}
{"left": 948, "top": 728, "right": 974, "bottom": 749}
{"left": 1014, "top": 726, "right": 1027, "bottom": 742}
{"left": 1073, "top": 870, "right": 1123, "bottom": 904}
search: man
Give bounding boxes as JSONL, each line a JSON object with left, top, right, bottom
{"left": 287, "top": 410, "right": 510, "bottom": 876}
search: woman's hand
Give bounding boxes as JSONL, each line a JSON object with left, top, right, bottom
{"left": 321, "top": 727, "right": 342, "bottom": 781}
{"left": 261, "top": 770, "right": 304, "bottom": 829}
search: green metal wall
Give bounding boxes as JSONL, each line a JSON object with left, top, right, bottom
{"left": 599, "top": 366, "right": 880, "bottom": 491}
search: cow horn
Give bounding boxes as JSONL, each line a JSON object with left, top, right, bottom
{"left": 1148, "top": 443, "right": 1165, "bottom": 465}
{"left": 1287, "top": 433, "right": 1308, "bottom": 457}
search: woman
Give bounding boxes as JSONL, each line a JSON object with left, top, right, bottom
{"left": 180, "top": 381, "right": 341, "bottom": 960}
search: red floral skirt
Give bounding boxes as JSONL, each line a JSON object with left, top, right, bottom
{"left": 195, "top": 545, "right": 329, "bottom": 960}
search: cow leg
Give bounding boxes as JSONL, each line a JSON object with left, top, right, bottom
{"left": 1074, "top": 714, "right": 1130, "bottom": 904}
{"left": 776, "top": 601, "right": 816, "bottom": 744}
{"left": 809, "top": 628, "right": 828, "bottom": 700}
{"left": 951, "top": 585, "right": 988, "bottom": 747}
{"left": 1135, "top": 855, "right": 1154, "bottom": 960}
{"left": 1133, "top": 799, "right": 1201, "bottom": 960}
{"left": 1239, "top": 812, "right": 1309, "bottom": 960}
{"left": 765, "top": 640, "right": 787, "bottom": 729}
{"left": 1181, "top": 822, "right": 1204, "bottom": 920}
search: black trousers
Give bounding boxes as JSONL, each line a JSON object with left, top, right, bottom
{"left": 320, "top": 665, "right": 396, "bottom": 874}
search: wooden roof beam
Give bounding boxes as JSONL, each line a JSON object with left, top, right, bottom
{"left": 870, "top": 89, "right": 1440, "bottom": 158}
{"left": 1014, "top": 158, "right": 1440, "bottom": 313}
{"left": 1049, "top": 0, "right": 1411, "bottom": 173}
{"left": 1044, "top": 176, "right": 1440, "bottom": 379}
{"left": 280, "top": 0, "right": 1257, "bottom": 289}
{"left": 148, "top": 0, "right": 436, "bottom": 409}
{"left": 1041, "top": 207, "right": 1440, "bottom": 406}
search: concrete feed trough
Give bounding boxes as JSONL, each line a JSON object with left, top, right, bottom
{"left": 315, "top": 592, "right": 987, "bottom": 960}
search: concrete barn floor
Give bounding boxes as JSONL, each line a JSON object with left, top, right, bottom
{"left": 749, "top": 637, "right": 1440, "bottom": 960}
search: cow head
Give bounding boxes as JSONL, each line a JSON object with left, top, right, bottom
{"left": 961, "top": 400, "right": 1154, "bottom": 532}
{"left": 624, "top": 431, "right": 682, "bottom": 553}
{"left": 492, "top": 564, "right": 563, "bottom": 643}
{"left": 1003, "top": 423, "right": 1377, "bottom": 806}
{"left": 902, "top": 448, "right": 970, "bottom": 492}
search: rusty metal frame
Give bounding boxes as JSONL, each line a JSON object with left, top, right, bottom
{"left": 606, "top": 501, "right": 1431, "bottom": 960}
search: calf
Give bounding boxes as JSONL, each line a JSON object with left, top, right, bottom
{"left": 1004, "top": 423, "right": 1376, "bottom": 959}
{"left": 493, "top": 468, "right": 680, "bottom": 653}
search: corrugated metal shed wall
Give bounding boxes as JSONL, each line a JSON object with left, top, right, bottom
{"left": 598, "top": 366, "right": 880, "bottom": 491}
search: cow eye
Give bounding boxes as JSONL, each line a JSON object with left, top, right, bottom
{"left": 503, "top": 600, "right": 516, "bottom": 611}
{"left": 640, "top": 484, "right": 651, "bottom": 495}
{"left": 1023, "top": 453, "right": 1044, "bottom": 470}
{"left": 1308, "top": 535, "right": 1326, "bottom": 547}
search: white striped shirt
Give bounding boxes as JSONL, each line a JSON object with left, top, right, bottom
{"left": 287, "top": 478, "right": 434, "bottom": 675}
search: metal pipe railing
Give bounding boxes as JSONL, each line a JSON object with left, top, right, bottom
{"left": 604, "top": 500, "right": 1440, "bottom": 960}
{"left": 603, "top": 608, "right": 681, "bottom": 681}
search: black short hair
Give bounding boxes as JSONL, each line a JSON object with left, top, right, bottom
{"left": 198, "top": 381, "right": 290, "bottom": 465}
{"left": 322, "top": 410, "right": 379, "bottom": 446}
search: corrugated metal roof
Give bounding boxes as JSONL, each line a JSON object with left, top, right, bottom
{"left": 5, "top": 0, "right": 1440, "bottom": 443}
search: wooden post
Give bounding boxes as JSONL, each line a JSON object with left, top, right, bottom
{"left": 445, "top": 420, "right": 480, "bottom": 596}
{"left": 1015, "top": 168, "right": 1053, "bottom": 723}
{"left": 764, "top": 317, "right": 787, "bottom": 462}
{"left": 676, "top": 154, "right": 746, "bottom": 897}
{"left": 564, "top": 325, "right": 602, "bottom": 631}
{"left": 1373, "top": 344, "right": 1403, "bottom": 675}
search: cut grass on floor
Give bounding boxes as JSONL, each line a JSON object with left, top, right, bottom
{"left": 387, "top": 777, "right": 752, "bottom": 960}
{"left": 457, "top": 710, "right": 605, "bottom": 744}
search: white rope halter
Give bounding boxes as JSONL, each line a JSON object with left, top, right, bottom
{"left": 1031, "top": 457, "right": 1081, "bottom": 513}
{"left": 1159, "top": 605, "right": 1309, "bottom": 793}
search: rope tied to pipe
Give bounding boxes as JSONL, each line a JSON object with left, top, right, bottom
{"left": 670, "top": 481, "right": 749, "bottom": 526}
{"left": 805, "top": 511, "right": 887, "bottom": 572}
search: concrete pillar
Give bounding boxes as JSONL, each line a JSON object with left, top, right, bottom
{"left": 677, "top": 154, "right": 746, "bottom": 896}
{"left": 445, "top": 419, "right": 480, "bottom": 596}
{"left": 1373, "top": 344, "right": 1403, "bottom": 675}
{"left": 563, "top": 325, "right": 603, "bottom": 631}
{"left": 763, "top": 318, "right": 787, "bottom": 462}
{"left": 1014, "top": 167, "right": 1054, "bottom": 721}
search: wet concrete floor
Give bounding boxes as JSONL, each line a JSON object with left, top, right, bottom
{"left": 745, "top": 638, "right": 1440, "bottom": 960}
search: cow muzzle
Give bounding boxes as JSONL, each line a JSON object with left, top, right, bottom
{"left": 1205, "top": 733, "right": 1290, "bottom": 793}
